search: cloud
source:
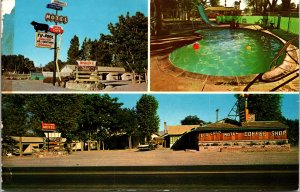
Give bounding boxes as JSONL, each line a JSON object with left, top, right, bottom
{"left": 1, "top": 0, "right": 15, "bottom": 16}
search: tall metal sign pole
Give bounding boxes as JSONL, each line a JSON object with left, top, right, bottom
{"left": 53, "top": 9, "right": 58, "bottom": 86}
{"left": 45, "top": 0, "right": 68, "bottom": 86}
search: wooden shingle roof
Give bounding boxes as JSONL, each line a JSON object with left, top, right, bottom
{"left": 167, "top": 125, "right": 200, "bottom": 135}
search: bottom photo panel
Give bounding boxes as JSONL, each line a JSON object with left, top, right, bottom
{"left": 2, "top": 93, "right": 299, "bottom": 191}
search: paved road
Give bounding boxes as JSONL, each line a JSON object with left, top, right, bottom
{"left": 2, "top": 165, "right": 298, "bottom": 191}
{"left": 3, "top": 149, "right": 299, "bottom": 191}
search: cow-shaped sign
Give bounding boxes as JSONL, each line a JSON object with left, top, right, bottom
{"left": 31, "top": 21, "right": 49, "bottom": 33}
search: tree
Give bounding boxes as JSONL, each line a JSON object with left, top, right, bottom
{"left": 79, "top": 38, "right": 93, "bottom": 61}
{"left": 136, "top": 95, "right": 160, "bottom": 143}
{"left": 236, "top": 94, "right": 283, "bottom": 121}
{"left": 181, "top": 115, "right": 205, "bottom": 125}
{"left": 282, "top": 118, "right": 299, "bottom": 146}
{"left": 43, "top": 59, "right": 65, "bottom": 72}
{"left": 210, "top": 0, "right": 220, "bottom": 6}
{"left": 118, "top": 108, "right": 138, "bottom": 149}
{"left": 90, "top": 35, "right": 113, "bottom": 66}
{"left": 2, "top": 95, "right": 29, "bottom": 156}
{"left": 25, "top": 95, "right": 84, "bottom": 145}
{"left": 77, "top": 94, "right": 123, "bottom": 150}
{"left": 107, "top": 12, "right": 147, "bottom": 75}
{"left": 67, "top": 35, "right": 80, "bottom": 65}
{"left": 1, "top": 55, "right": 35, "bottom": 73}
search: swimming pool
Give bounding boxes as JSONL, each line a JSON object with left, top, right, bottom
{"left": 169, "top": 28, "right": 285, "bottom": 76}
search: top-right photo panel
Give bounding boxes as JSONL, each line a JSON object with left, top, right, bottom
{"left": 150, "top": 0, "right": 299, "bottom": 92}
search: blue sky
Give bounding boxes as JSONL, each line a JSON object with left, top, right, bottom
{"left": 4, "top": 0, "right": 148, "bottom": 67}
{"left": 112, "top": 93, "right": 299, "bottom": 131}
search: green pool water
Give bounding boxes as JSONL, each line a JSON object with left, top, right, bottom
{"left": 169, "top": 28, "right": 285, "bottom": 76}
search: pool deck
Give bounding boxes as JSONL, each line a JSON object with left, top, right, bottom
{"left": 150, "top": 25, "right": 299, "bottom": 92}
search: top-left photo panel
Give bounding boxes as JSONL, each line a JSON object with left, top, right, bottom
{"left": 1, "top": 0, "right": 148, "bottom": 93}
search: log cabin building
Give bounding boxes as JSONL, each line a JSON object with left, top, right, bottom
{"left": 171, "top": 119, "right": 289, "bottom": 151}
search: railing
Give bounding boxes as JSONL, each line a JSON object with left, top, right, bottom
{"left": 74, "top": 68, "right": 99, "bottom": 83}
{"left": 269, "top": 36, "right": 299, "bottom": 69}
{"left": 4, "top": 73, "right": 30, "bottom": 80}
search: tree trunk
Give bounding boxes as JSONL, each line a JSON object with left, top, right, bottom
{"left": 97, "top": 141, "right": 100, "bottom": 151}
{"left": 128, "top": 135, "right": 132, "bottom": 149}
{"left": 153, "top": 0, "right": 162, "bottom": 35}
{"left": 19, "top": 137, "right": 23, "bottom": 157}
{"left": 81, "top": 142, "right": 84, "bottom": 151}
{"left": 102, "top": 141, "right": 105, "bottom": 150}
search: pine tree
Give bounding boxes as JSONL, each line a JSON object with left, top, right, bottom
{"left": 67, "top": 35, "right": 80, "bottom": 64}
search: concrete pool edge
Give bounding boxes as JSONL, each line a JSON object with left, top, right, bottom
{"left": 161, "top": 25, "right": 299, "bottom": 85}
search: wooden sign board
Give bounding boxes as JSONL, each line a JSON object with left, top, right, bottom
{"left": 77, "top": 60, "right": 96, "bottom": 67}
{"left": 35, "top": 32, "right": 55, "bottom": 48}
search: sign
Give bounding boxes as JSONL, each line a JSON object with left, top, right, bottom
{"left": 35, "top": 32, "right": 55, "bottom": 48}
{"left": 46, "top": 3, "right": 63, "bottom": 11}
{"left": 50, "top": 25, "right": 64, "bottom": 34}
{"left": 42, "top": 122, "right": 56, "bottom": 131}
{"left": 44, "top": 132, "right": 61, "bottom": 138}
{"left": 51, "top": 0, "right": 67, "bottom": 7}
{"left": 77, "top": 60, "right": 97, "bottom": 67}
{"left": 45, "top": 13, "right": 68, "bottom": 24}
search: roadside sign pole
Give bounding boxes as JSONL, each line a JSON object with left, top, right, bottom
{"left": 48, "top": 132, "right": 50, "bottom": 151}
{"left": 53, "top": 10, "right": 58, "bottom": 86}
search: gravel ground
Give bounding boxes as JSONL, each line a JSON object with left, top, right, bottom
{"left": 3, "top": 147, "right": 298, "bottom": 167}
{"left": 1, "top": 79, "right": 147, "bottom": 92}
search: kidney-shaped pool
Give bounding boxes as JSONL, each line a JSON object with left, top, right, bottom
{"left": 169, "top": 28, "right": 285, "bottom": 77}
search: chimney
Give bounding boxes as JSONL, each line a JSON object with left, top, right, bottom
{"left": 164, "top": 122, "right": 167, "bottom": 134}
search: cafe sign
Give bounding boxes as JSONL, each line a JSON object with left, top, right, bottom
{"left": 35, "top": 32, "right": 55, "bottom": 48}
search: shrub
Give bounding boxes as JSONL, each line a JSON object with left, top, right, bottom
{"left": 276, "top": 140, "right": 286, "bottom": 145}
{"left": 35, "top": 76, "right": 39, "bottom": 80}
{"left": 211, "top": 143, "right": 219, "bottom": 146}
{"left": 223, "top": 143, "right": 230, "bottom": 146}
{"left": 43, "top": 77, "right": 60, "bottom": 84}
{"left": 249, "top": 141, "right": 257, "bottom": 146}
{"left": 265, "top": 141, "right": 270, "bottom": 145}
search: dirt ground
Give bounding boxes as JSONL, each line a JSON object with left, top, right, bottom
{"left": 1, "top": 79, "right": 147, "bottom": 92}
{"left": 3, "top": 147, "right": 298, "bottom": 167}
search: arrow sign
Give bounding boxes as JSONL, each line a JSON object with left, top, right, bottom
{"left": 51, "top": 0, "right": 67, "bottom": 7}
{"left": 46, "top": 3, "right": 63, "bottom": 11}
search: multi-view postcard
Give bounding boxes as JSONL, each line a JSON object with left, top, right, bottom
{"left": 1, "top": 0, "right": 299, "bottom": 192}
{"left": 1, "top": 0, "right": 148, "bottom": 92}
{"left": 150, "top": 0, "right": 299, "bottom": 92}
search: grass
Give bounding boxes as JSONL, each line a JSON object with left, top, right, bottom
{"left": 270, "top": 29, "right": 299, "bottom": 47}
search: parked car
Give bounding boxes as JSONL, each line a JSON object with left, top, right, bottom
{"left": 137, "top": 142, "right": 157, "bottom": 151}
